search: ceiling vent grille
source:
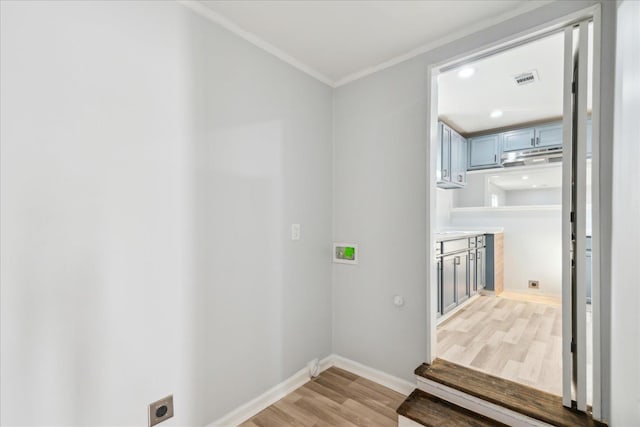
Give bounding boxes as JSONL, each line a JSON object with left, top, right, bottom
{"left": 513, "top": 70, "right": 539, "bottom": 86}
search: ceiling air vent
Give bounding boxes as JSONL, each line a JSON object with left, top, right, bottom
{"left": 513, "top": 70, "right": 539, "bottom": 86}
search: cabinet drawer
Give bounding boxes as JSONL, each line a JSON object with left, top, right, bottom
{"left": 442, "top": 238, "right": 469, "bottom": 254}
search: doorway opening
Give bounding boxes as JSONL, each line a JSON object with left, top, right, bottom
{"left": 426, "top": 12, "right": 600, "bottom": 417}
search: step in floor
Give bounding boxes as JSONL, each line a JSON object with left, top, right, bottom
{"left": 397, "top": 389, "right": 507, "bottom": 427}
{"left": 415, "top": 358, "right": 607, "bottom": 427}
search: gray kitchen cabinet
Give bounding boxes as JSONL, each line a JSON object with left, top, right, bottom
{"left": 437, "top": 122, "right": 466, "bottom": 189}
{"left": 468, "top": 250, "right": 477, "bottom": 295}
{"left": 502, "top": 127, "right": 535, "bottom": 152}
{"left": 438, "top": 123, "right": 452, "bottom": 184}
{"left": 442, "top": 254, "right": 457, "bottom": 314}
{"left": 468, "top": 134, "right": 501, "bottom": 170}
{"left": 455, "top": 252, "right": 469, "bottom": 304}
{"left": 476, "top": 247, "right": 486, "bottom": 292}
{"left": 535, "top": 122, "right": 563, "bottom": 148}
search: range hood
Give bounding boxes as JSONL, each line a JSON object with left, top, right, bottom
{"left": 501, "top": 146, "right": 563, "bottom": 167}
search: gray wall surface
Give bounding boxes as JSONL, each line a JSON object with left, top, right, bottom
{"left": 0, "top": 1, "right": 333, "bottom": 425}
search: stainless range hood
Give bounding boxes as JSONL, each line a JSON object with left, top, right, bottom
{"left": 501, "top": 146, "right": 563, "bottom": 167}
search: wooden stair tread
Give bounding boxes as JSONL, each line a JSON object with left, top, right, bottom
{"left": 397, "top": 389, "right": 507, "bottom": 427}
{"left": 415, "top": 358, "right": 607, "bottom": 427}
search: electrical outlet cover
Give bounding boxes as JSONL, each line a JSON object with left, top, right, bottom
{"left": 148, "top": 395, "right": 174, "bottom": 427}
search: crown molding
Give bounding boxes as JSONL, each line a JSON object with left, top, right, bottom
{"left": 177, "top": 0, "right": 335, "bottom": 87}
{"left": 179, "top": 0, "right": 554, "bottom": 89}
{"left": 333, "top": 0, "right": 554, "bottom": 87}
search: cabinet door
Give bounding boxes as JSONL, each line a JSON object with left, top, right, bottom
{"left": 468, "top": 250, "right": 477, "bottom": 295}
{"left": 476, "top": 248, "right": 486, "bottom": 290}
{"left": 455, "top": 252, "right": 469, "bottom": 304}
{"left": 450, "top": 130, "right": 467, "bottom": 185}
{"left": 440, "top": 124, "right": 452, "bottom": 183}
{"left": 469, "top": 134, "right": 501, "bottom": 169}
{"left": 442, "top": 255, "right": 456, "bottom": 314}
{"left": 502, "top": 127, "right": 535, "bottom": 152}
{"left": 535, "top": 122, "right": 563, "bottom": 148}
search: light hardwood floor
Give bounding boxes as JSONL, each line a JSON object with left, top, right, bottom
{"left": 240, "top": 367, "right": 406, "bottom": 427}
{"left": 437, "top": 295, "right": 563, "bottom": 396}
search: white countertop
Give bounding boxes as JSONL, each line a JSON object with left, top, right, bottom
{"left": 434, "top": 228, "right": 504, "bottom": 241}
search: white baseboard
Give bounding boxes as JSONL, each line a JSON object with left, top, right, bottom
{"left": 331, "top": 354, "right": 416, "bottom": 396}
{"left": 206, "top": 354, "right": 415, "bottom": 426}
{"left": 206, "top": 355, "right": 333, "bottom": 427}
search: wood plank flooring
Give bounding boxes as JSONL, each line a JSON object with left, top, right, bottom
{"left": 437, "top": 294, "right": 562, "bottom": 396}
{"left": 240, "top": 367, "right": 406, "bottom": 427}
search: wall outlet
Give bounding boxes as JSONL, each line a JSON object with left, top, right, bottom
{"left": 148, "top": 395, "right": 174, "bottom": 427}
{"left": 529, "top": 280, "right": 540, "bottom": 289}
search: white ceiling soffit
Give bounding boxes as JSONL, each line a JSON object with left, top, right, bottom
{"left": 182, "top": 0, "right": 554, "bottom": 87}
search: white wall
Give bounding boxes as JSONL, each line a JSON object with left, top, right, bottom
{"left": 452, "top": 173, "right": 485, "bottom": 208}
{"left": 0, "top": 1, "right": 332, "bottom": 426}
{"left": 610, "top": 1, "right": 640, "bottom": 425}
{"left": 450, "top": 208, "right": 562, "bottom": 296}
{"left": 505, "top": 187, "right": 562, "bottom": 206}
{"left": 332, "top": 0, "right": 614, "bottom": 387}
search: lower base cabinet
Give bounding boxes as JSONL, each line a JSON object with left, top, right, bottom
{"left": 442, "top": 255, "right": 457, "bottom": 314}
{"left": 437, "top": 234, "right": 488, "bottom": 316}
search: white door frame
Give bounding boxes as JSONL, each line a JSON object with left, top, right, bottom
{"left": 425, "top": 4, "right": 603, "bottom": 419}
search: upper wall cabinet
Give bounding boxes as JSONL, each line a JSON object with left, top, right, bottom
{"left": 468, "top": 134, "right": 501, "bottom": 170}
{"left": 502, "top": 127, "right": 535, "bottom": 152}
{"left": 437, "top": 122, "right": 467, "bottom": 189}
{"left": 534, "top": 122, "right": 563, "bottom": 148}
{"left": 502, "top": 122, "right": 564, "bottom": 152}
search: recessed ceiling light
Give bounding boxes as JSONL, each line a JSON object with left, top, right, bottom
{"left": 490, "top": 110, "right": 503, "bottom": 118}
{"left": 457, "top": 67, "right": 475, "bottom": 78}
{"left": 522, "top": 176, "right": 529, "bottom": 180}
{"left": 532, "top": 185, "right": 538, "bottom": 188}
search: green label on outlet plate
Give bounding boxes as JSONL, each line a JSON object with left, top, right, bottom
{"left": 343, "top": 247, "right": 355, "bottom": 259}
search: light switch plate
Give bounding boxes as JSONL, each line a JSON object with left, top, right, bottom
{"left": 333, "top": 242, "right": 358, "bottom": 264}
{"left": 291, "top": 224, "right": 301, "bottom": 240}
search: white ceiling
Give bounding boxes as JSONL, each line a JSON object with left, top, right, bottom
{"left": 438, "top": 32, "right": 565, "bottom": 134}
{"left": 438, "top": 23, "right": 593, "bottom": 134}
{"left": 194, "top": 0, "right": 553, "bottom": 86}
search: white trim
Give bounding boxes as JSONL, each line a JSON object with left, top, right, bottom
{"left": 575, "top": 20, "right": 590, "bottom": 412}
{"left": 206, "top": 355, "right": 333, "bottom": 427}
{"left": 331, "top": 355, "right": 415, "bottom": 396}
{"left": 589, "top": 5, "right": 603, "bottom": 420}
{"left": 206, "top": 354, "right": 413, "bottom": 426}
{"left": 178, "top": 0, "right": 552, "bottom": 88}
{"left": 333, "top": 1, "right": 554, "bottom": 87}
{"left": 177, "top": 0, "right": 334, "bottom": 87}
{"left": 399, "top": 415, "right": 424, "bottom": 427}
{"left": 416, "top": 377, "right": 553, "bottom": 427}
{"left": 561, "top": 25, "right": 574, "bottom": 409}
